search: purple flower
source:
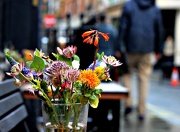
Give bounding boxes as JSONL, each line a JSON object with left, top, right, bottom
{"left": 87, "top": 60, "right": 101, "bottom": 70}
{"left": 22, "top": 67, "right": 30, "bottom": 75}
{"left": 87, "top": 60, "right": 106, "bottom": 70}
{"left": 45, "top": 61, "right": 70, "bottom": 76}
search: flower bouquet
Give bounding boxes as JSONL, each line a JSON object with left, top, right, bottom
{"left": 5, "top": 30, "right": 122, "bottom": 132}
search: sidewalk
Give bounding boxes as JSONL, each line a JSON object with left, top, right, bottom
{"left": 120, "top": 69, "right": 180, "bottom": 132}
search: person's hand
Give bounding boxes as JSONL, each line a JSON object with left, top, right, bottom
{"left": 155, "top": 53, "right": 162, "bottom": 60}
{"left": 115, "top": 51, "right": 121, "bottom": 59}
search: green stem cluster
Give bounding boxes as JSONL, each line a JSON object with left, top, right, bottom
{"left": 19, "top": 72, "right": 61, "bottom": 127}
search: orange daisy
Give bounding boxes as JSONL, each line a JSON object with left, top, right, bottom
{"left": 78, "top": 70, "right": 100, "bottom": 89}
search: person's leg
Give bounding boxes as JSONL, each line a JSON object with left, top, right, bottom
{"left": 137, "top": 53, "right": 153, "bottom": 119}
{"left": 122, "top": 53, "right": 137, "bottom": 115}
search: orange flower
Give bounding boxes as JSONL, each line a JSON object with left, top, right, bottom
{"left": 99, "top": 32, "right": 109, "bottom": 41}
{"left": 83, "top": 36, "right": 94, "bottom": 45}
{"left": 83, "top": 36, "right": 91, "bottom": 43}
{"left": 78, "top": 70, "right": 100, "bottom": 89}
{"left": 23, "top": 49, "right": 33, "bottom": 61}
{"left": 82, "top": 30, "right": 95, "bottom": 38}
{"left": 94, "top": 36, "right": 99, "bottom": 46}
{"left": 89, "top": 37, "right": 93, "bottom": 45}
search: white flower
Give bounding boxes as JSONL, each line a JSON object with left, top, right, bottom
{"left": 100, "top": 61, "right": 107, "bottom": 68}
{"left": 72, "top": 60, "right": 80, "bottom": 69}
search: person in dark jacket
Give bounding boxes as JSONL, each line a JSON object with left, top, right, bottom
{"left": 116, "top": 0, "right": 163, "bottom": 120}
{"left": 93, "top": 14, "right": 119, "bottom": 132}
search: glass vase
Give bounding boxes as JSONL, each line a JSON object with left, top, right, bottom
{"left": 42, "top": 102, "right": 89, "bottom": 132}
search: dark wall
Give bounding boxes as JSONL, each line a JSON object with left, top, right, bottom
{"left": 161, "top": 10, "right": 176, "bottom": 40}
{"left": 0, "top": 0, "right": 40, "bottom": 52}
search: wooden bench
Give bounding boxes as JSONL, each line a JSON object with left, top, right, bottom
{"left": 0, "top": 79, "right": 30, "bottom": 132}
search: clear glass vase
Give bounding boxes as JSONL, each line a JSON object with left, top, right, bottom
{"left": 42, "top": 102, "right": 89, "bottom": 132}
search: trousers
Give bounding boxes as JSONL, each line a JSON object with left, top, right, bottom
{"left": 122, "top": 53, "right": 153, "bottom": 115}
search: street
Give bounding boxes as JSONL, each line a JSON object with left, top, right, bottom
{"left": 120, "top": 69, "right": 180, "bottom": 132}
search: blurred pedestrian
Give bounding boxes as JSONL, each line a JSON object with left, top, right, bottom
{"left": 72, "top": 15, "right": 97, "bottom": 70}
{"left": 116, "top": 0, "right": 163, "bottom": 120}
{"left": 92, "top": 13, "right": 119, "bottom": 132}
{"left": 47, "top": 28, "right": 58, "bottom": 60}
{"left": 162, "top": 35, "right": 174, "bottom": 62}
{"left": 161, "top": 35, "right": 174, "bottom": 79}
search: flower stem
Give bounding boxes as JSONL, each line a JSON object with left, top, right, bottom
{"left": 72, "top": 104, "right": 83, "bottom": 128}
{"left": 93, "top": 47, "right": 99, "bottom": 68}
{"left": 19, "top": 72, "right": 61, "bottom": 127}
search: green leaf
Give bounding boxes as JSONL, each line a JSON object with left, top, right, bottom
{"left": 26, "top": 61, "right": 33, "bottom": 67}
{"left": 40, "top": 80, "right": 48, "bottom": 94}
{"left": 71, "top": 93, "right": 81, "bottom": 102}
{"left": 57, "top": 55, "right": 72, "bottom": 66}
{"left": 95, "top": 89, "right": 102, "bottom": 94}
{"left": 96, "top": 53, "right": 100, "bottom": 59}
{"left": 30, "top": 56, "right": 45, "bottom": 72}
{"left": 89, "top": 97, "right": 99, "bottom": 108}
{"left": 5, "top": 52, "right": 18, "bottom": 66}
{"left": 80, "top": 96, "right": 88, "bottom": 105}
{"left": 34, "top": 49, "right": 41, "bottom": 56}
{"left": 84, "top": 93, "right": 91, "bottom": 97}
{"left": 52, "top": 86, "right": 60, "bottom": 98}
{"left": 99, "top": 52, "right": 105, "bottom": 60}
{"left": 52, "top": 53, "right": 58, "bottom": 60}
{"left": 73, "top": 55, "right": 80, "bottom": 61}
{"left": 90, "top": 94, "right": 97, "bottom": 100}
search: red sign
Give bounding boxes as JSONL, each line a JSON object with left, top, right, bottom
{"left": 43, "top": 14, "right": 56, "bottom": 28}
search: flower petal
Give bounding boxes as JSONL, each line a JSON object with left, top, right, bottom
{"left": 82, "top": 30, "right": 95, "bottom": 38}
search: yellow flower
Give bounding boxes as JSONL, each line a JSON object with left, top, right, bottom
{"left": 94, "top": 66, "right": 104, "bottom": 76}
{"left": 94, "top": 66, "right": 107, "bottom": 80}
{"left": 78, "top": 70, "right": 100, "bottom": 89}
{"left": 47, "top": 86, "right": 53, "bottom": 97}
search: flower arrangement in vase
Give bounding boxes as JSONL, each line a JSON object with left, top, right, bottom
{"left": 5, "top": 30, "right": 122, "bottom": 132}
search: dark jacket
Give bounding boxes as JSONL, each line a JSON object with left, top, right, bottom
{"left": 118, "top": 0, "right": 163, "bottom": 54}
{"left": 96, "top": 22, "right": 117, "bottom": 56}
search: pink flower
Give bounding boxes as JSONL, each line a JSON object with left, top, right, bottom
{"left": 102, "top": 55, "right": 122, "bottom": 67}
{"left": 64, "top": 80, "right": 72, "bottom": 89}
{"left": 63, "top": 46, "right": 77, "bottom": 58}
{"left": 57, "top": 47, "right": 63, "bottom": 55}
{"left": 57, "top": 46, "right": 77, "bottom": 58}
{"left": 67, "top": 69, "right": 80, "bottom": 82}
{"left": 6, "top": 63, "right": 24, "bottom": 76}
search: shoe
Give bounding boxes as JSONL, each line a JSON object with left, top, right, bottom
{"left": 124, "top": 107, "right": 133, "bottom": 116}
{"left": 138, "top": 114, "right": 145, "bottom": 121}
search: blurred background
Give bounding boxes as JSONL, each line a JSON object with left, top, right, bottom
{"left": 0, "top": 0, "right": 179, "bottom": 68}
{"left": 0, "top": 0, "right": 178, "bottom": 58}
{"left": 0, "top": 0, "right": 178, "bottom": 55}
{"left": 0, "top": 0, "right": 180, "bottom": 132}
